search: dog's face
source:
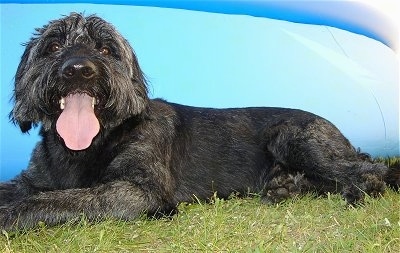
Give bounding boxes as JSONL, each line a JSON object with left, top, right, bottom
{"left": 11, "top": 13, "right": 148, "bottom": 150}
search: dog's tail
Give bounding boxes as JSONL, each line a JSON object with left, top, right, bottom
{"left": 384, "top": 159, "right": 400, "bottom": 191}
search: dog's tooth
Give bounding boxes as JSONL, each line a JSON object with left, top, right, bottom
{"left": 60, "top": 98, "right": 65, "bottom": 110}
{"left": 92, "top": 97, "right": 96, "bottom": 108}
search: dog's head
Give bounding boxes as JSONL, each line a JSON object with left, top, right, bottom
{"left": 11, "top": 13, "right": 149, "bottom": 150}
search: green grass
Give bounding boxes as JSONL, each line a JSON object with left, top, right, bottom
{"left": 2, "top": 158, "right": 400, "bottom": 253}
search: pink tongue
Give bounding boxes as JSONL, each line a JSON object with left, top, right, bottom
{"left": 56, "top": 93, "right": 100, "bottom": 150}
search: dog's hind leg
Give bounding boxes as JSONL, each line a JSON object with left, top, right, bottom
{"left": 261, "top": 117, "right": 388, "bottom": 204}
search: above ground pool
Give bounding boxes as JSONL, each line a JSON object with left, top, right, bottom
{"left": 0, "top": 1, "right": 398, "bottom": 180}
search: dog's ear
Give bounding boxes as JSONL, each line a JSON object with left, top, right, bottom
{"left": 9, "top": 106, "right": 38, "bottom": 133}
{"left": 10, "top": 118, "right": 34, "bottom": 133}
{"left": 10, "top": 96, "right": 40, "bottom": 133}
{"left": 10, "top": 42, "right": 41, "bottom": 133}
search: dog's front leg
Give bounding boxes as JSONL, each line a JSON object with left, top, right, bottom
{"left": 0, "top": 181, "right": 159, "bottom": 231}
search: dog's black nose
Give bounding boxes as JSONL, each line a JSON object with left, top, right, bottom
{"left": 61, "top": 58, "right": 97, "bottom": 80}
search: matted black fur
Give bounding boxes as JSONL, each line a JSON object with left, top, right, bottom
{"left": 1, "top": 13, "right": 398, "bottom": 230}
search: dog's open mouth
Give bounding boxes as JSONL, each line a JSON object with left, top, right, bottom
{"left": 56, "top": 93, "right": 100, "bottom": 151}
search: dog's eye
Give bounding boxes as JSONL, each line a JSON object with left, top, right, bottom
{"left": 99, "top": 46, "right": 111, "bottom": 56}
{"left": 47, "top": 42, "right": 61, "bottom": 53}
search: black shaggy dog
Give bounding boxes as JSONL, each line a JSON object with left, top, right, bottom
{"left": 0, "top": 13, "right": 398, "bottom": 230}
